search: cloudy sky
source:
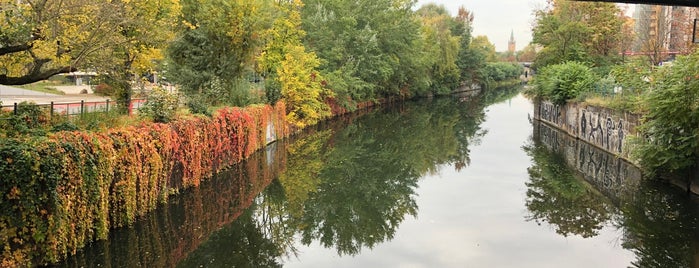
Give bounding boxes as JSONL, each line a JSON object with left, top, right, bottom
{"left": 414, "top": 1, "right": 637, "bottom": 52}
{"left": 415, "top": 0, "right": 549, "bottom": 52}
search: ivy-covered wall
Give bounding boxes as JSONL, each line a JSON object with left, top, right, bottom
{"left": 0, "top": 103, "right": 290, "bottom": 266}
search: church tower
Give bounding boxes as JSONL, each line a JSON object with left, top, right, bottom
{"left": 508, "top": 30, "right": 516, "bottom": 53}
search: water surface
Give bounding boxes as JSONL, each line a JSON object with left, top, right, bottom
{"left": 53, "top": 88, "right": 699, "bottom": 268}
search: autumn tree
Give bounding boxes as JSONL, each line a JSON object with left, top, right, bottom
{"left": 454, "top": 7, "right": 484, "bottom": 84}
{"left": 470, "top": 36, "right": 498, "bottom": 63}
{"left": 260, "top": 0, "right": 331, "bottom": 127}
{"left": 97, "top": 0, "right": 180, "bottom": 112}
{"left": 0, "top": 0, "right": 174, "bottom": 86}
{"left": 517, "top": 43, "right": 538, "bottom": 62}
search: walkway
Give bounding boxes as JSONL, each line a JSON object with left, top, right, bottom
{"left": 0, "top": 85, "right": 109, "bottom": 105}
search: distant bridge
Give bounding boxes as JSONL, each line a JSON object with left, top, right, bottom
{"left": 574, "top": 0, "right": 699, "bottom": 7}
{"left": 620, "top": 51, "right": 683, "bottom": 56}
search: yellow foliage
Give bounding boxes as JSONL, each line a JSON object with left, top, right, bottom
{"left": 278, "top": 45, "right": 332, "bottom": 128}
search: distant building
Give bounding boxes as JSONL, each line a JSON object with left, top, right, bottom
{"left": 632, "top": 4, "right": 698, "bottom": 62}
{"left": 508, "top": 30, "right": 516, "bottom": 54}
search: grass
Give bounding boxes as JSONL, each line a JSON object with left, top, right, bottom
{"left": 17, "top": 81, "right": 67, "bottom": 95}
{"left": 581, "top": 93, "right": 645, "bottom": 114}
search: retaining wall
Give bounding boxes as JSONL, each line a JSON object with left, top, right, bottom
{"left": 533, "top": 99, "right": 641, "bottom": 158}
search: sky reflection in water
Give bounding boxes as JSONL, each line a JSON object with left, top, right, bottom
{"left": 55, "top": 88, "right": 699, "bottom": 268}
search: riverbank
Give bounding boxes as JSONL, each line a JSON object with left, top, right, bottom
{"left": 531, "top": 98, "right": 699, "bottom": 195}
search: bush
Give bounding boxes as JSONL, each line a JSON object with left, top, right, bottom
{"left": 479, "top": 62, "right": 524, "bottom": 88}
{"left": 139, "top": 87, "right": 179, "bottom": 123}
{"left": 93, "top": 83, "right": 115, "bottom": 96}
{"left": 631, "top": 52, "right": 699, "bottom": 179}
{"left": 186, "top": 97, "right": 211, "bottom": 116}
{"left": 532, "top": 61, "right": 596, "bottom": 105}
{"left": 5, "top": 102, "right": 51, "bottom": 137}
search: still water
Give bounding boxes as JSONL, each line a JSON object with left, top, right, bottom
{"left": 53, "top": 87, "right": 699, "bottom": 267}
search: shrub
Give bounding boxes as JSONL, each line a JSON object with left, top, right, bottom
{"left": 186, "top": 97, "right": 211, "bottom": 116}
{"left": 478, "top": 62, "right": 524, "bottom": 88}
{"left": 631, "top": 52, "right": 699, "bottom": 180}
{"left": 93, "top": 83, "right": 115, "bottom": 96}
{"left": 140, "top": 87, "right": 180, "bottom": 123}
{"left": 6, "top": 102, "right": 51, "bottom": 137}
{"left": 532, "top": 61, "right": 596, "bottom": 105}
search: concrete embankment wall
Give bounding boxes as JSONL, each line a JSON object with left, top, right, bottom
{"left": 533, "top": 121, "right": 642, "bottom": 204}
{"left": 532, "top": 99, "right": 641, "bottom": 159}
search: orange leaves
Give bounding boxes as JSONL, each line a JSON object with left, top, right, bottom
{"left": 7, "top": 187, "right": 21, "bottom": 200}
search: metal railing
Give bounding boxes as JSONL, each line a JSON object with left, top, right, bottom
{"left": 1, "top": 98, "right": 147, "bottom": 117}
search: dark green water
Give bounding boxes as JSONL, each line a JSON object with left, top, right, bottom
{"left": 52, "top": 87, "right": 699, "bottom": 268}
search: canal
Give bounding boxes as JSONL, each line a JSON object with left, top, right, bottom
{"left": 52, "top": 86, "right": 699, "bottom": 268}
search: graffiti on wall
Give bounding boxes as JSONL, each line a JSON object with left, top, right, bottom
{"left": 539, "top": 102, "right": 563, "bottom": 125}
{"left": 579, "top": 110, "right": 626, "bottom": 154}
{"left": 577, "top": 140, "right": 640, "bottom": 202}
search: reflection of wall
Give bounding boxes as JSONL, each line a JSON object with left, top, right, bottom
{"left": 533, "top": 100, "right": 640, "bottom": 158}
{"left": 533, "top": 121, "right": 642, "bottom": 204}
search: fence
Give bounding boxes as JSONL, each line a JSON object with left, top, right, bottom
{"left": 0, "top": 98, "right": 147, "bottom": 117}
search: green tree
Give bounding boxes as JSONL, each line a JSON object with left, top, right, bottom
{"left": 301, "top": 0, "right": 424, "bottom": 103}
{"left": 470, "top": 36, "right": 497, "bottom": 63}
{"left": 98, "top": 0, "right": 180, "bottom": 112}
{"left": 454, "top": 7, "right": 485, "bottom": 84}
{"left": 517, "top": 43, "right": 538, "bottom": 63}
{"left": 416, "top": 4, "right": 462, "bottom": 94}
{"left": 166, "top": 0, "right": 264, "bottom": 106}
{"left": 532, "top": 0, "right": 623, "bottom": 69}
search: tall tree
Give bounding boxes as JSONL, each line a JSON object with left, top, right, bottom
{"left": 454, "top": 7, "right": 484, "bottom": 84}
{"left": 416, "top": 4, "right": 461, "bottom": 94}
{"left": 470, "top": 35, "right": 497, "bottom": 62}
{"left": 301, "top": 0, "right": 424, "bottom": 103}
{"left": 97, "top": 0, "right": 180, "bottom": 111}
{"left": 517, "top": 43, "right": 538, "bottom": 62}
{"left": 166, "top": 0, "right": 263, "bottom": 106}
{"left": 262, "top": 0, "right": 331, "bottom": 127}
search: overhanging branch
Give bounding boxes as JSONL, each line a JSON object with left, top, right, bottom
{"left": 0, "top": 43, "right": 33, "bottom": 57}
{"left": 0, "top": 65, "right": 76, "bottom": 85}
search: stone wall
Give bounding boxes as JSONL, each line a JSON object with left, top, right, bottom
{"left": 533, "top": 99, "right": 641, "bottom": 158}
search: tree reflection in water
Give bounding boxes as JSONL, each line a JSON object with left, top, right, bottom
{"left": 263, "top": 91, "right": 492, "bottom": 256}
{"left": 523, "top": 141, "right": 613, "bottom": 238}
{"left": 51, "top": 85, "right": 521, "bottom": 267}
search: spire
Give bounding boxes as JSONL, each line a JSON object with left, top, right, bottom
{"left": 508, "top": 30, "right": 516, "bottom": 53}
